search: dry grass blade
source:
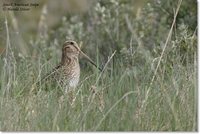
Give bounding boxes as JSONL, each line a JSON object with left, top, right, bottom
{"left": 140, "top": 0, "right": 183, "bottom": 111}
{"left": 95, "top": 50, "right": 116, "bottom": 85}
{"left": 78, "top": 51, "right": 116, "bottom": 128}
{"left": 94, "top": 91, "right": 136, "bottom": 131}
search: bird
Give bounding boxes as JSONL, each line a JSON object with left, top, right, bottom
{"left": 38, "top": 40, "right": 101, "bottom": 102}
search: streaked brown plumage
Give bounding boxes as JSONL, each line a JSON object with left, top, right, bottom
{"left": 42, "top": 40, "right": 101, "bottom": 93}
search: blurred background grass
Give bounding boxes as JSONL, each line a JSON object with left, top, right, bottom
{"left": 0, "top": 0, "right": 197, "bottom": 131}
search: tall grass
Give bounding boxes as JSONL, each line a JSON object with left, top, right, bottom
{"left": 0, "top": 0, "right": 197, "bottom": 131}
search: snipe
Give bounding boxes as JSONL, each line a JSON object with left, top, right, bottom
{"left": 41, "top": 40, "right": 101, "bottom": 93}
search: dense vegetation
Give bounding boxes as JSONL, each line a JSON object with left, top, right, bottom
{"left": 0, "top": 0, "right": 197, "bottom": 131}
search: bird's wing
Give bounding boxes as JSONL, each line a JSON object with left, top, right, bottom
{"left": 40, "top": 64, "right": 61, "bottom": 82}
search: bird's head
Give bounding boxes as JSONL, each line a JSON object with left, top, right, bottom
{"left": 62, "top": 40, "right": 102, "bottom": 71}
{"left": 62, "top": 41, "right": 80, "bottom": 58}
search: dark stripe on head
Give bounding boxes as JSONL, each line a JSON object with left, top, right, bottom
{"left": 63, "top": 41, "right": 80, "bottom": 51}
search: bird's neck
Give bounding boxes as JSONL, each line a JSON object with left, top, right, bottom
{"left": 61, "top": 55, "right": 78, "bottom": 66}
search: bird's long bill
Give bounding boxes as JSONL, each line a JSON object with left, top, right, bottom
{"left": 80, "top": 51, "right": 102, "bottom": 72}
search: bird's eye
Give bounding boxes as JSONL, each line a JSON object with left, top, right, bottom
{"left": 70, "top": 41, "right": 74, "bottom": 45}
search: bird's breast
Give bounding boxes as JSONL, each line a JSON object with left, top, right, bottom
{"left": 61, "top": 61, "right": 80, "bottom": 91}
